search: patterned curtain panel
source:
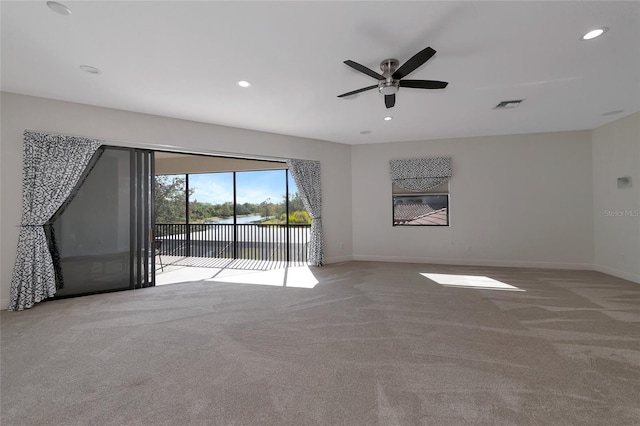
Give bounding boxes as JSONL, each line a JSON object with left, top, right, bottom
{"left": 389, "top": 157, "right": 452, "bottom": 192}
{"left": 287, "top": 159, "right": 324, "bottom": 266}
{"left": 9, "top": 131, "right": 102, "bottom": 311}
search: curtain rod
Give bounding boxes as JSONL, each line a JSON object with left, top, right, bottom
{"left": 24, "top": 129, "right": 308, "bottom": 163}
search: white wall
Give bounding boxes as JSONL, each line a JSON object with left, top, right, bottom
{"left": 592, "top": 112, "right": 640, "bottom": 282}
{"left": 352, "top": 131, "right": 594, "bottom": 268}
{"left": 3, "top": 92, "right": 637, "bottom": 309}
{"left": 0, "top": 92, "right": 353, "bottom": 307}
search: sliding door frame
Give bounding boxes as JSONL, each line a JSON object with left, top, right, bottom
{"left": 48, "top": 145, "right": 155, "bottom": 300}
{"left": 132, "top": 149, "right": 155, "bottom": 289}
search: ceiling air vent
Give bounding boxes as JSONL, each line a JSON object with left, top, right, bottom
{"left": 494, "top": 99, "right": 524, "bottom": 109}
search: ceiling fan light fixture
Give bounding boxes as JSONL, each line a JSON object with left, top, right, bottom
{"left": 581, "top": 27, "right": 608, "bottom": 40}
{"left": 378, "top": 82, "right": 399, "bottom": 95}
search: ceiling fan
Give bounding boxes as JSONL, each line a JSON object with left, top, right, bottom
{"left": 337, "top": 46, "right": 448, "bottom": 108}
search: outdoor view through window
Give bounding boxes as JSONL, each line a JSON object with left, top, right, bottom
{"left": 393, "top": 194, "right": 449, "bottom": 226}
{"left": 154, "top": 169, "right": 311, "bottom": 263}
{"left": 155, "top": 170, "right": 309, "bottom": 225}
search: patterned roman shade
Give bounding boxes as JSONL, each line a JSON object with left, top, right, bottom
{"left": 389, "top": 157, "right": 452, "bottom": 192}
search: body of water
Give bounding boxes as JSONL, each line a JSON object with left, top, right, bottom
{"left": 214, "top": 215, "right": 264, "bottom": 224}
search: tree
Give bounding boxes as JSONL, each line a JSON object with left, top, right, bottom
{"left": 237, "top": 202, "right": 251, "bottom": 216}
{"left": 289, "top": 192, "right": 305, "bottom": 213}
{"left": 190, "top": 200, "right": 217, "bottom": 222}
{"left": 155, "top": 175, "right": 191, "bottom": 223}
{"left": 274, "top": 196, "right": 286, "bottom": 218}
{"left": 289, "top": 210, "right": 311, "bottom": 224}
{"left": 259, "top": 198, "right": 273, "bottom": 219}
{"left": 286, "top": 192, "right": 309, "bottom": 224}
{"left": 219, "top": 202, "right": 233, "bottom": 217}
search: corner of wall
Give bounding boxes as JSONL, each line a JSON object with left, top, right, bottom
{"left": 593, "top": 264, "right": 640, "bottom": 284}
{"left": 590, "top": 112, "right": 640, "bottom": 284}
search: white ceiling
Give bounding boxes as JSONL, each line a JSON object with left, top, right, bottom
{"left": 2, "top": 1, "right": 639, "bottom": 145}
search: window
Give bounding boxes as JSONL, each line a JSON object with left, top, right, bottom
{"left": 393, "top": 193, "right": 449, "bottom": 226}
{"left": 389, "top": 157, "right": 452, "bottom": 227}
{"left": 392, "top": 180, "right": 450, "bottom": 227}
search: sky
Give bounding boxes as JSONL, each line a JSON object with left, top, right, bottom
{"left": 186, "top": 170, "right": 298, "bottom": 205}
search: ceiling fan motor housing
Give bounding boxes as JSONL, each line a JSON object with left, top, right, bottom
{"left": 380, "top": 58, "right": 399, "bottom": 76}
{"left": 379, "top": 58, "right": 399, "bottom": 95}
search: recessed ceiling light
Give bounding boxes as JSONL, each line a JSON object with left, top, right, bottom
{"left": 384, "top": 116, "right": 393, "bottom": 121}
{"left": 360, "top": 130, "right": 371, "bottom": 135}
{"left": 581, "top": 27, "right": 608, "bottom": 40}
{"left": 47, "top": 1, "right": 72, "bottom": 15}
{"left": 80, "top": 65, "right": 101, "bottom": 75}
{"left": 602, "top": 109, "right": 624, "bottom": 116}
{"left": 237, "top": 80, "right": 251, "bottom": 88}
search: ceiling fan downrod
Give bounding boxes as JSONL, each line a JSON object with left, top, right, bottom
{"left": 379, "top": 59, "right": 399, "bottom": 95}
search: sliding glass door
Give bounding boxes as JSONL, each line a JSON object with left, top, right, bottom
{"left": 155, "top": 166, "right": 311, "bottom": 264}
{"left": 49, "top": 147, "right": 154, "bottom": 298}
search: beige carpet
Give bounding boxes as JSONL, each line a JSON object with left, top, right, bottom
{"left": 2, "top": 261, "right": 639, "bottom": 425}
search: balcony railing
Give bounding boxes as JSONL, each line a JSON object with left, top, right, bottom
{"left": 155, "top": 223, "right": 310, "bottom": 263}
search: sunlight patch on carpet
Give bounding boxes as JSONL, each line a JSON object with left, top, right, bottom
{"left": 420, "top": 273, "right": 524, "bottom": 292}
{"left": 207, "top": 266, "right": 318, "bottom": 288}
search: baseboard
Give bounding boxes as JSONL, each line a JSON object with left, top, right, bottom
{"left": 324, "top": 255, "right": 353, "bottom": 265}
{"left": 351, "top": 254, "right": 594, "bottom": 270}
{"left": 593, "top": 264, "right": 640, "bottom": 284}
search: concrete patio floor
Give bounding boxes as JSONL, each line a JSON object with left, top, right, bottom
{"left": 155, "top": 255, "right": 312, "bottom": 287}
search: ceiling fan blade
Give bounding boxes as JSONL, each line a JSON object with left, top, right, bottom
{"left": 399, "top": 80, "right": 448, "bottom": 89}
{"left": 385, "top": 94, "right": 396, "bottom": 108}
{"left": 337, "top": 85, "right": 378, "bottom": 98}
{"left": 344, "top": 60, "right": 385, "bottom": 80}
{"left": 392, "top": 47, "right": 436, "bottom": 79}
